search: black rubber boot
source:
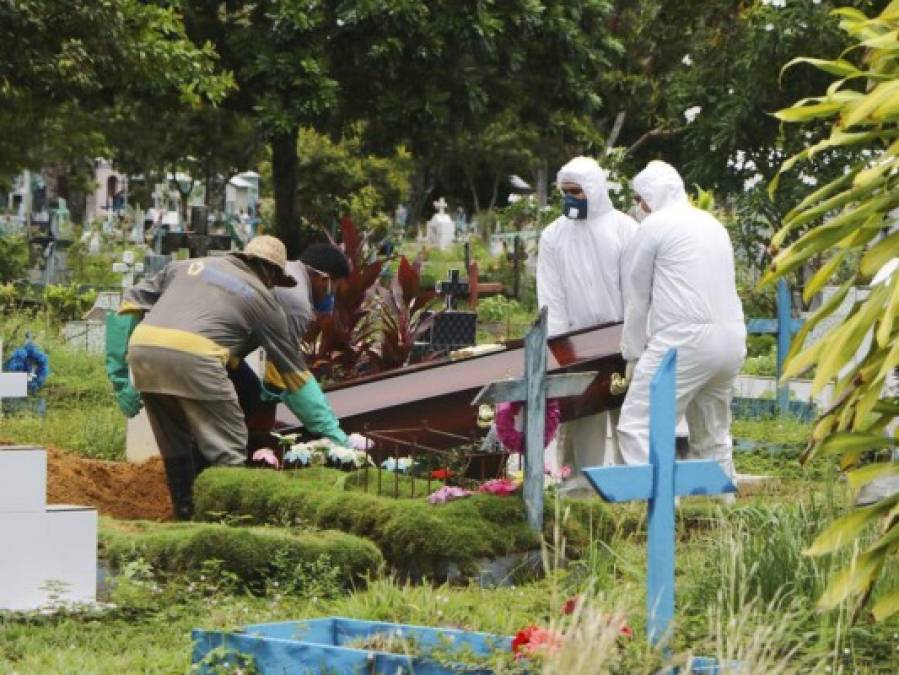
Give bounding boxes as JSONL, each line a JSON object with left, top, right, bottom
{"left": 162, "top": 456, "right": 196, "bottom": 521}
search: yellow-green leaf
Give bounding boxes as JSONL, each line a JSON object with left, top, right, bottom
{"left": 847, "top": 461, "right": 899, "bottom": 490}
{"left": 872, "top": 589, "right": 899, "bottom": 621}
{"left": 860, "top": 229, "right": 899, "bottom": 277}
{"left": 817, "top": 549, "right": 886, "bottom": 609}
{"left": 806, "top": 495, "right": 898, "bottom": 556}
{"left": 804, "top": 252, "right": 847, "bottom": 304}
{"left": 843, "top": 80, "right": 899, "bottom": 128}
{"left": 817, "top": 431, "right": 896, "bottom": 457}
{"left": 774, "top": 101, "right": 843, "bottom": 123}
{"left": 781, "top": 57, "right": 863, "bottom": 82}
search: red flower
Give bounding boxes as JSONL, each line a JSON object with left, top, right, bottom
{"left": 511, "top": 625, "right": 563, "bottom": 660}
{"left": 512, "top": 625, "right": 539, "bottom": 654}
{"left": 431, "top": 469, "right": 455, "bottom": 479}
{"left": 560, "top": 596, "right": 579, "bottom": 616}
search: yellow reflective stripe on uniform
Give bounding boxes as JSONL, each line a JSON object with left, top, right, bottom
{"left": 264, "top": 360, "right": 309, "bottom": 392}
{"left": 118, "top": 301, "right": 144, "bottom": 315}
{"left": 130, "top": 324, "right": 230, "bottom": 364}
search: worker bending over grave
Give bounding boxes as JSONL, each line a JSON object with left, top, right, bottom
{"left": 618, "top": 160, "right": 746, "bottom": 483}
{"left": 105, "top": 235, "right": 365, "bottom": 519}
{"left": 537, "top": 156, "right": 638, "bottom": 493}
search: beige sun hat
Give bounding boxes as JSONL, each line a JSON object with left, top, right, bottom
{"left": 234, "top": 235, "right": 297, "bottom": 287}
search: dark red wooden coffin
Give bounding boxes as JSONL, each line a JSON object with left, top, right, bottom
{"left": 277, "top": 321, "right": 626, "bottom": 444}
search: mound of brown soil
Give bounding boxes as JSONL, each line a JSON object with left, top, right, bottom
{"left": 44, "top": 448, "right": 173, "bottom": 521}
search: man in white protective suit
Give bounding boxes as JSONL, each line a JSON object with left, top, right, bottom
{"left": 617, "top": 160, "right": 746, "bottom": 483}
{"left": 537, "top": 156, "right": 638, "bottom": 493}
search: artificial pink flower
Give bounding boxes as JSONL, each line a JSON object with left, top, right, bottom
{"left": 427, "top": 486, "right": 472, "bottom": 504}
{"left": 478, "top": 478, "right": 519, "bottom": 496}
{"left": 545, "top": 464, "right": 572, "bottom": 481}
{"left": 494, "top": 399, "right": 562, "bottom": 453}
{"left": 251, "top": 448, "right": 280, "bottom": 468}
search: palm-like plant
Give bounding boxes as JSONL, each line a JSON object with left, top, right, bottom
{"left": 302, "top": 217, "right": 382, "bottom": 380}
{"left": 371, "top": 255, "right": 438, "bottom": 371}
{"left": 767, "top": 2, "right": 899, "bottom": 620}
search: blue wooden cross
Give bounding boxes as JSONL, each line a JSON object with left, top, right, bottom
{"left": 582, "top": 348, "right": 737, "bottom": 646}
{"left": 746, "top": 278, "right": 803, "bottom": 415}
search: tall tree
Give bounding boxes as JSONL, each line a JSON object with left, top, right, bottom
{"left": 181, "top": 1, "right": 622, "bottom": 254}
{"left": 0, "top": 0, "right": 233, "bottom": 179}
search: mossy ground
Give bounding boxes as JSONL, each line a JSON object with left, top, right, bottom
{"left": 101, "top": 519, "right": 383, "bottom": 593}
{"left": 194, "top": 466, "right": 614, "bottom": 579}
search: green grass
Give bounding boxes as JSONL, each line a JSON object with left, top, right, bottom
{"left": 1, "top": 315, "right": 125, "bottom": 459}
{"left": 4, "top": 492, "right": 899, "bottom": 673}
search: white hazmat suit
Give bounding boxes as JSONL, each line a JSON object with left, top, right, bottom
{"left": 617, "top": 161, "right": 745, "bottom": 478}
{"left": 537, "top": 156, "right": 638, "bottom": 488}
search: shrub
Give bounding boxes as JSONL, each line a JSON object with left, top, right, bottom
{"left": 193, "top": 468, "right": 614, "bottom": 579}
{"left": 0, "top": 234, "right": 28, "bottom": 282}
{"left": 101, "top": 521, "right": 383, "bottom": 594}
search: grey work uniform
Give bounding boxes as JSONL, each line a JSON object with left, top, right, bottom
{"left": 122, "top": 255, "right": 310, "bottom": 466}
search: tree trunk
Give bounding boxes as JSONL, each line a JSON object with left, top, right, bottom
{"left": 535, "top": 159, "right": 548, "bottom": 207}
{"left": 271, "top": 126, "right": 301, "bottom": 257}
{"left": 487, "top": 172, "right": 500, "bottom": 211}
{"left": 463, "top": 164, "right": 481, "bottom": 214}
{"left": 408, "top": 161, "right": 435, "bottom": 238}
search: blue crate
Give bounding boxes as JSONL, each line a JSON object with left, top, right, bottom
{"left": 192, "top": 616, "right": 512, "bottom": 674}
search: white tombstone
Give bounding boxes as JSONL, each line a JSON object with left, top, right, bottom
{"left": 1, "top": 338, "right": 28, "bottom": 415}
{"left": 0, "top": 447, "right": 97, "bottom": 611}
{"left": 427, "top": 197, "right": 455, "bottom": 250}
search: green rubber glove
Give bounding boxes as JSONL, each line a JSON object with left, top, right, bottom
{"left": 106, "top": 312, "right": 143, "bottom": 418}
{"left": 282, "top": 378, "right": 349, "bottom": 446}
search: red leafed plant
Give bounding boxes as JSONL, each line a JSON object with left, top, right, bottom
{"left": 370, "top": 254, "right": 439, "bottom": 371}
{"left": 302, "top": 217, "right": 382, "bottom": 381}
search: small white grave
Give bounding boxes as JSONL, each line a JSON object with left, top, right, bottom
{"left": 0, "top": 447, "right": 97, "bottom": 611}
{"left": 427, "top": 197, "right": 455, "bottom": 250}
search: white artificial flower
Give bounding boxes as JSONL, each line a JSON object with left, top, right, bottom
{"left": 682, "top": 54, "right": 693, "bottom": 66}
{"left": 683, "top": 106, "right": 702, "bottom": 124}
{"left": 744, "top": 174, "right": 763, "bottom": 190}
{"left": 800, "top": 174, "right": 818, "bottom": 186}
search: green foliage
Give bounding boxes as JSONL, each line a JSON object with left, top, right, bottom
{"left": 101, "top": 521, "right": 382, "bottom": 595}
{"left": 42, "top": 284, "right": 98, "bottom": 323}
{"left": 0, "top": 0, "right": 233, "bottom": 179}
{"left": 477, "top": 296, "right": 523, "bottom": 324}
{"left": 278, "top": 126, "right": 412, "bottom": 233}
{"left": 0, "top": 235, "right": 28, "bottom": 282}
{"left": 767, "top": 1, "right": 899, "bottom": 620}
{"left": 193, "top": 467, "right": 613, "bottom": 579}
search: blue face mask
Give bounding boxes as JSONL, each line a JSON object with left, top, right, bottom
{"left": 314, "top": 293, "right": 335, "bottom": 314}
{"left": 562, "top": 193, "right": 588, "bottom": 220}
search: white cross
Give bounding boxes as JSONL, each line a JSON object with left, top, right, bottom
{"left": 433, "top": 197, "right": 448, "bottom": 214}
{"left": 111, "top": 250, "right": 144, "bottom": 289}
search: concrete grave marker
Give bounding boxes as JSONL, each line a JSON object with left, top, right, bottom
{"left": 0, "top": 447, "right": 97, "bottom": 611}
{"left": 112, "top": 250, "right": 144, "bottom": 289}
{"left": 0, "top": 338, "right": 28, "bottom": 415}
